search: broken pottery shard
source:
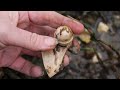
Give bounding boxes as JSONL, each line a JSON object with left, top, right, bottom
{"left": 42, "top": 26, "right": 73, "bottom": 78}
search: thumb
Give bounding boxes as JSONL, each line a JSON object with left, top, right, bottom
{"left": 3, "top": 27, "right": 58, "bottom": 51}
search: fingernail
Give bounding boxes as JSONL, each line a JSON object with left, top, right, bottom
{"left": 65, "top": 18, "right": 80, "bottom": 25}
{"left": 68, "top": 16, "right": 82, "bottom": 25}
{"left": 31, "top": 66, "right": 44, "bottom": 77}
{"left": 71, "top": 18, "right": 80, "bottom": 24}
{"left": 64, "top": 18, "right": 84, "bottom": 34}
{"left": 73, "top": 20, "right": 85, "bottom": 32}
{"left": 45, "top": 37, "right": 58, "bottom": 47}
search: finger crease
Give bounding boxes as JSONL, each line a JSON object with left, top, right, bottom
{"left": 8, "top": 51, "right": 22, "bottom": 68}
{"left": 19, "top": 60, "right": 27, "bottom": 72}
{"left": 29, "top": 65, "right": 35, "bottom": 76}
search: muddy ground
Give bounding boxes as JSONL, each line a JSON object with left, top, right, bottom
{"left": 1, "top": 11, "right": 120, "bottom": 79}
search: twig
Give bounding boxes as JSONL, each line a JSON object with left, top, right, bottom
{"left": 94, "top": 48, "right": 120, "bottom": 79}
{"left": 93, "top": 48, "right": 109, "bottom": 73}
{"left": 98, "top": 40, "right": 120, "bottom": 57}
{"left": 68, "top": 15, "right": 120, "bottom": 78}
{"left": 83, "top": 22, "right": 120, "bottom": 59}
{"left": 97, "top": 11, "right": 108, "bottom": 23}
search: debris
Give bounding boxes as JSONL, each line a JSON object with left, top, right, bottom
{"left": 97, "top": 22, "right": 109, "bottom": 33}
{"left": 92, "top": 53, "right": 102, "bottom": 63}
{"left": 79, "top": 29, "right": 91, "bottom": 43}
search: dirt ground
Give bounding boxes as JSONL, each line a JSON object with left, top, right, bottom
{"left": 1, "top": 11, "right": 120, "bottom": 79}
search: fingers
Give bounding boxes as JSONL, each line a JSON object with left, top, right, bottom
{"left": 9, "top": 56, "right": 43, "bottom": 77}
{"left": 27, "top": 25, "right": 55, "bottom": 37}
{"left": 22, "top": 49, "right": 42, "bottom": 58}
{"left": 9, "top": 56, "right": 68, "bottom": 77}
{"left": 72, "top": 39, "right": 80, "bottom": 49}
{"left": 22, "top": 49, "right": 70, "bottom": 67}
{"left": 0, "top": 46, "right": 22, "bottom": 67}
{"left": 28, "top": 11, "right": 84, "bottom": 34}
{"left": 4, "top": 26, "right": 58, "bottom": 51}
{"left": 63, "top": 55, "right": 69, "bottom": 66}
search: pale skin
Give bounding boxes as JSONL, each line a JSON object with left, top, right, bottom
{"left": 0, "top": 11, "right": 84, "bottom": 77}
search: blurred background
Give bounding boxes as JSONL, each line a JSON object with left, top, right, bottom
{"left": 1, "top": 11, "right": 120, "bottom": 79}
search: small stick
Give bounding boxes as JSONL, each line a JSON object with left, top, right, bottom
{"left": 93, "top": 49, "right": 109, "bottom": 73}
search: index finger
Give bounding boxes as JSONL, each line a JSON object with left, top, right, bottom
{"left": 28, "top": 11, "right": 84, "bottom": 34}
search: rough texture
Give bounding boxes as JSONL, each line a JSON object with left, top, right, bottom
{"left": 42, "top": 26, "right": 73, "bottom": 77}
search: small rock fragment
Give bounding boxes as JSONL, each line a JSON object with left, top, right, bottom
{"left": 97, "top": 22, "right": 109, "bottom": 33}
{"left": 92, "top": 53, "right": 102, "bottom": 63}
{"left": 79, "top": 29, "right": 91, "bottom": 44}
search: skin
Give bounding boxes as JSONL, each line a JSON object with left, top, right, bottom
{"left": 0, "top": 11, "right": 84, "bottom": 77}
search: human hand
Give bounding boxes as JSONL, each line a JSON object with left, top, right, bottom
{"left": 0, "top": 11, "right": 84, "bottom": 77}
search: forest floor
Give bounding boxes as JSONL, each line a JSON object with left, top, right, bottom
{"left": 1, "top": 11, "right": 120, "bottom": 79}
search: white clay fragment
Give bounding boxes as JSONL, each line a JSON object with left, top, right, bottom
{"left": 97, "top": 22, "right": 109, "bottom": 33}
{"left": 42, "top": 26, "right": 74, "bottom": 78}
{"left": 92, "top": 53, "right": 102, "bottom": 63}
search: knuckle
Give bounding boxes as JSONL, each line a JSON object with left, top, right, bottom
{"left": 0, "top": 24, "right": 10, "bottom": 43}
{"left": 29, "top": 33, "right": 42, "bottom": 51}
{"left": 0, "top": 47, "right": 21, "bottom": 67}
